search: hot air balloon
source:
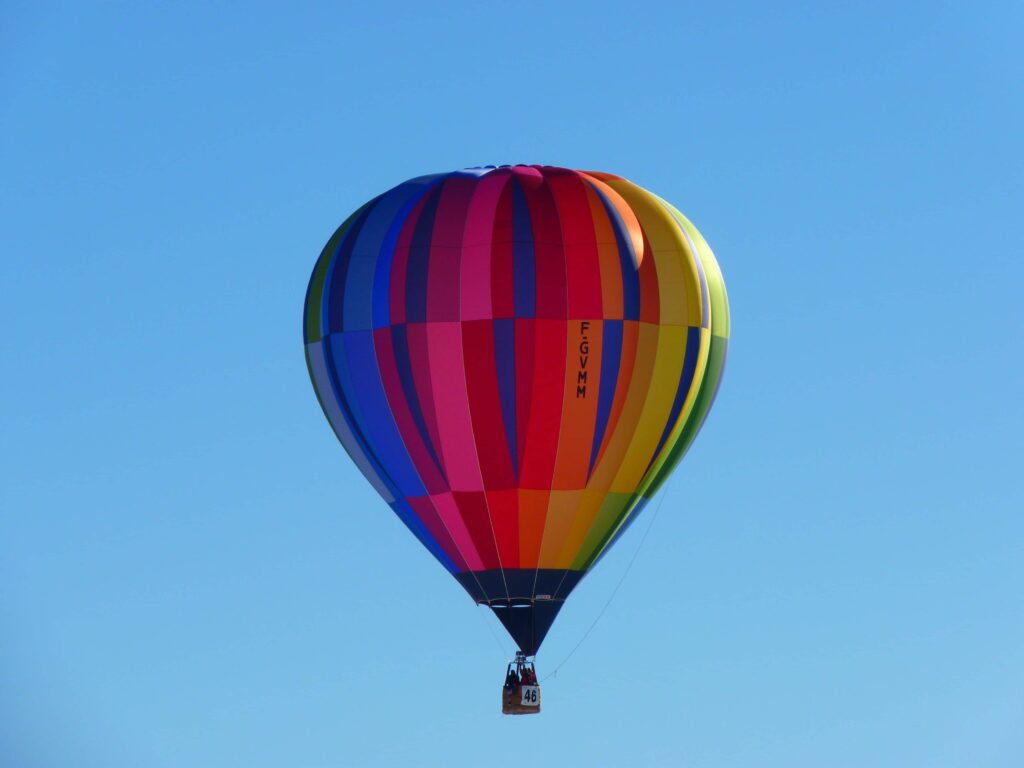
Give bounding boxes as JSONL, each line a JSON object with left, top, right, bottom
{"left": 303, "top": 165, "right": 728, "bottom": 714}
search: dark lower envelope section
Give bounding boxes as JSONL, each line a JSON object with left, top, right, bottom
{"left": 455, "top": 569, "right": 585, "bottom": 656}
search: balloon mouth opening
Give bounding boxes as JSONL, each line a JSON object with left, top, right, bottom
{"left": 486, "top": 597, "right": 558, "bottom": 610}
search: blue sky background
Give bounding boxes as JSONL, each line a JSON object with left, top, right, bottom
{"left": 2, "top": 2, "right": 1022, "bottom": 767}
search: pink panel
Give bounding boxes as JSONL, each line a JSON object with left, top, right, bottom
{"left": 432, "top": 491, "right": 485, "bottom": 570}
{"left": 461, "top": 171, "right": 512, "bottom": 321}
{"left": 426, "top": 321, "right": 485, "bottom": 492}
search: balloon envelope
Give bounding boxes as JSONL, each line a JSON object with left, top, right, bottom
{"left": 304, "top": 165, "right": 729, "bottom": 655}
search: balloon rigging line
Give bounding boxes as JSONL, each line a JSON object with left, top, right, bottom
{"left": 539, "top": 478, "right": 674, "bottom": 684}
{"left": 477, "top": 603, "right": 513, "bottom": 660}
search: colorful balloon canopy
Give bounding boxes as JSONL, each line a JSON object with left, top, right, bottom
{"left": 304, "top": 165, "right": 729, "bottom": 655}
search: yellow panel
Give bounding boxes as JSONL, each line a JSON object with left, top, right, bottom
{"left": 635, "top": 327, "right": 712, "bottom": 498}
{"left": 610, "top": 325, "right": 686, "bottom": 493}
{"left": 604, "top": 179, "right": 704, "bottom": 329}
{"left": 586, "top": 322, "right": 660, "bottom": 491}
{"left": 555, "top": 488, "right": 611, "bottom": 568}
{"left": 659, "top": 198, "right": 730, "bottom": 339}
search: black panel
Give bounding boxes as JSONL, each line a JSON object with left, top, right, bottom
{"left": 453, "top": 569, "right": 587, "bottom": 655}
{"left": 490, "top": 600, "right": 563, "bottom": 656}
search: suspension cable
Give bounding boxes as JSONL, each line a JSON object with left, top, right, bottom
{"left": 539, "top": 481, "right": 673, "bottom": 683}
{"left": 476, "top": 603, "right": 513, "bottom": 660}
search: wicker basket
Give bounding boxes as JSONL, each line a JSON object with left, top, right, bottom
{"left": 502, "top": 684, "right": 541, "bottom": 715}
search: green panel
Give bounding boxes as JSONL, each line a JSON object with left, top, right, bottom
{"left": 574, "top": 202, "right": 730, "bottom": 572}
{"left": 570, "top": 492, "right": 638, "bottom": 570}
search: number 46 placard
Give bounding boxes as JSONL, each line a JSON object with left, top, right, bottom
{"left": 520, "top": 686, "right": 540, "bottom": 706}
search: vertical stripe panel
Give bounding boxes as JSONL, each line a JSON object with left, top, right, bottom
{"left": 461, "top": 171, "right": 512, "bottom": 320}
{"left": 426, "top": 322, "right": 484, "bottom": 491}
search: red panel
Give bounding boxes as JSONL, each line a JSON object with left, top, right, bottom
{"left": 428, "top": 177, "right": 474, "bottom": 321}
{"left": 549, "top": 171, "right": 603, "bottom": 319}
{"left": 524, "top": 178, "right": 567, "bottom": 320}
{"left": 519, "top": 318, "right": 568, "bottom": 489}
{"left": 487, "top": 489, "right": 520, "bottom": 567}
{"left": 452, "top": 491, "right": 501, "bottom": 570}
{"left": 462, "top": 320, "right": 517, "bottom": 490}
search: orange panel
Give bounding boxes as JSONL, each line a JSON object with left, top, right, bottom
{"left": 537, "top": 490, "right": 584, "bottom": 569}
{"left": 551, "top": 319, "right": 603, "bottom": 490}
{"left": 517, "top": 488, "right": 550, "bottom": 569}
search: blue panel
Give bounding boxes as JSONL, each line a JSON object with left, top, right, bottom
{"left": 588, "top": 319, "right": 623, "bottom": 478}
{"left": 307, "top": 340, "right": 396, "bottom": 503}
{"left": 372, "top": 175, "right": 449, "bottom": 329}
{"left": 344, "top": 179, "right": 446, "bottom": 331}
{"left": 321, "top": 334, "right": 403, "bottom": 503}
{"left": 342, "top": 256, "right": 377, "bottom": 331}
{"left": 493, "top": 318, "right": 518, "bottom": 479}
{"left": 389, "top": 498, "right": 458, "bottom": 573}
{"left": 511, "top": 179, "right": 536, "bottom": 318}
{"left": 335, "top": 331, "right": 427, "bottom": 497}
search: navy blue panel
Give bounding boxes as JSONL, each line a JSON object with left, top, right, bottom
{"left": 491, "top": 600, "right": 562, "bottom": 656}
{"left": 453, "top": 569, "right": 584, "bottom": 655}
{"left": 325, "top": 203, "right": 375, "bottom": 334}
{"left": 532, "top": 569, "right": 574, "bottom": 598}
{"left": 511, "top": 179, "right": 536, "bottom": 318}
{"left": 405, "top": 186, "right": 443, "bottom": 323}
{"left": 455, "top": 569, "right": 581, "bottom": 603}
{"left": 493, "top": 318, "right": 518, "bottom": 479}
{"left": 588, "top": 319, "right": 623, "bottom": 478}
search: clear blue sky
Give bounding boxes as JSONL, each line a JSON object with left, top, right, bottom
{"left": 2, "top": 2, "right": 1022, "bottom": 767}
